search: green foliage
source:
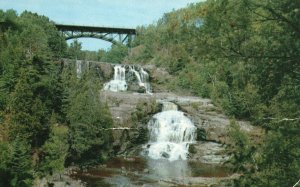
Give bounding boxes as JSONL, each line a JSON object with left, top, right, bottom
{"left": 131, "top": 127, "right": 149, "bottom": 145}
{"left": 227, "top": 121, "right": 255, "bottom": 173}
{"left": 0, "top": 1, "right": 299, "bottom": 185}
{"left": 131, "top": 99, "right": 159, "bottom": 124}
{"left": 252, "top": 125, "right": 300, "bottom": 187}
{"left": 19, "top": 11, "right": 67, "bottom": 58}
{"left": 101, "top": 44, "right": 128, "bottom": 63}
{"left": 62, "top": 69, "right": 113, "bottom": 164}
{"left": 129, "top": 99, "right": 159, "bottom": 145}
{"left": 0, "top": 9, "right": 115, "bottom": 184}
{"left": 127, "top": 0, "right": 300, "bottom": 185}
{"left": 228, "top": 120, "right": 300, "bottom": 187}
{"left": 196, "top": 128, "right": 206, "bottom": 141}
{"left": 0, "top": 9, "right": 69, "bottom": 185}
{"left": 0, "top": 138, "right": 33, "bottom": 187}
{"left": 9, "top": 66, "right": 57, "bottom": 146}
{"left": 67, "top": 40, "right": 85, "bottom": 60}
{"left": 67, "top": 42, "right": 128, "bottom": 63}
{"left": 38, "top": 125, "right": 69, "bottom": 176}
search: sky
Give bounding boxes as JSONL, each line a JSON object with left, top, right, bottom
{"left": 0, "top": 0, "right": 202, "bottom": 51}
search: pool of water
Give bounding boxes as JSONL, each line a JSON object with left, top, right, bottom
{"left": 70, "top": 157, "right": 232, "bottom": 187}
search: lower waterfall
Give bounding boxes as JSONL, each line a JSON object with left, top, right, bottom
{"left": 146, "top": 102, "right": 196, "bottom": 161}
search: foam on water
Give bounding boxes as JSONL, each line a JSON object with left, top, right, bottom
{"left": 104, "top": 65, "right": 152, "bottom": 93}
{"left": 147, "top": 102, "right": 196, "bottom": 161}
{"left": 129, "top": 66, "right": 152, "bottom": 94}
{"left": 104, "top": 65, "right": 127, "bottom": 92}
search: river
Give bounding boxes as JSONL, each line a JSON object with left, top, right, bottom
{"left": 70, "top": 157, "right": 232, "bottom": 186}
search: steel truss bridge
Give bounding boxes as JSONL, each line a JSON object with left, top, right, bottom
{"left": 55, "top": 24, "right": 136, "bottom": 45}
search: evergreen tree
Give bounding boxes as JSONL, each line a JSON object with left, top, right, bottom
{"left": 127, "top": 0, "right": 300, "bottom": 185}
{"left": 101, "top": 43, "right": 128, "bottom": 63}
{"left": 63, "top": 69, "right": 113, "bottom": 164}
{"left": 39, "top": 124, "right": 69, "bottom": 176}
{"left": 0, "top": 137, "right": 33, "bottom": 187}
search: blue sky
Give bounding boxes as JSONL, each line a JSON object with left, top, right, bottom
{"left": 0, "top": 0, "right": 202, "bottom": 50}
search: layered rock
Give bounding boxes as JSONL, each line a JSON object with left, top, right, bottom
{"left": 100, "top": 91, "right": 262, "bottom": 163}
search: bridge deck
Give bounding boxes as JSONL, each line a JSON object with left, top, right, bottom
{"left": 55, "top": 24, "right": 136, "bottom": 34}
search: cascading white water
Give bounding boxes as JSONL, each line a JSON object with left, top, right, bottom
{"left": 76, "top": 60, "right": 82, "bottom": 78}
{"left": 147, "top": 102, "right": 196, "bottom": 161}
{"left": 139, "top": 68, "right": 151, "bottom": 94}
{"left": 129, "top": 66, "right": 152, "bottom": 94}
{"left": 162, "top": 101, "right": 178, "bottom": 111}
{"left": 104, "top": 65, "right": 152, "bottom": 93}
{"left": 104, "top": 65, "right": 128, "bottom": 92}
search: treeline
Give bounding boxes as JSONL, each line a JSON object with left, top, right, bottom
{"left": 127, "top": 0, "right": 299, "bottom": 186}
{"left": 66, "top": 39, "right": 128, "bottom": 63}
{"left": 0, "top": 10, "right": 113, "bottom": 186}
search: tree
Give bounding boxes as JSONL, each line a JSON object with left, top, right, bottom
{"left": 67, "top": 40, "right": 85, "bottom": 60}
{"left": 101, "top": 43, "right": 128, "bottom": 63}
{"left": 126, "top": 0, "right": 300, "bottom": 185}
{"left": 63, "top": 70, "right": 113, "bottom": 164}
{"left": 39, "top": 124, "right": 69, "bottom": 176}
{"left": 0, "top": 137, "right": 33, "bottom": 187}
{"left": 0, "top": 9, "right": 67, "bottom": 184}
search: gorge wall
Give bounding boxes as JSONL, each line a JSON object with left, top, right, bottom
{"left": 63, "top": 59, "right": 262, "bottom": 164}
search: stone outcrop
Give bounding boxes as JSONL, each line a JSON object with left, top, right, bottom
{"left": 77, "top": 60, "right": 263, "bottom": 163}
{"left": 189, "top": 142, "right": 230, "bottom": 164}
{"left": 62, "top": 60, "right": 264, "bottom": 186}
{"left": 101, "top": 90, "right": 262, "bottom": 162}
{"left": 35, "top": 172, "right": 84, "bottom": 187}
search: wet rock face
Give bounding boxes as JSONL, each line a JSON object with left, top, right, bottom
{"left": 100, "top": 91, "right": 159, "bottom": 155}
{"left": 176, "top": 98, "right": 263, "bottom": 144}
{"left": 62, "top": 59, "right": 152, "bottom": 94}
{"left": 98, "top": 63, "right": 114, "bottom": 81}
{"left": 97, "top": 61, "right": 263, "bottom": 160}
{"left": 35, "top": 173, "right": 85, "bottom": 187}
{"left": 62, "top": 59, "right": 114, "bottom": 82}
{"left": 189, "top": 142, "right": 230, "bottom": 164}
{"left": 149, "top": 67, "right": 172, "bottom": 92}
{"left": 101, "top": 90, "right": 262, "bottom": 159}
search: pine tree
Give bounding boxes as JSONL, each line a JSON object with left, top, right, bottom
{"left": 64, "top": 70, "right": 113, "bottom": 164}
{"left": 39, "top": 124, "right": 69, "bottom": 176}
{"left": 0, "top": 137, "right": 33, "bottom": 187}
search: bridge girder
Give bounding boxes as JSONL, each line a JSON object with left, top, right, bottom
{"left": 62, "top": 31, "right": 133, "bottom": 45}
{"left": 55, "top": 24, "right": 136, "bottom": 46}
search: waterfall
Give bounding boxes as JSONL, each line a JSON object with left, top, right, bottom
{"left": 146, "top": 101, "right": 196, "bottom": 161}
{"left": 76, "top": 60, "right": 82, "bottom": 78}
{"left": 104, "top": 65, "right": 128, "bottom": 92}
{"left": 162, "top": 101, "right": 178, "bottom": 111}
{"left": 103, "top": 64, "right": 152, "bottom": 93}
{"left": 139, "top": 68, "right": 151, "bottom": 94}
{"left": 129, "top": 66, "right": 152, "bottom": 94}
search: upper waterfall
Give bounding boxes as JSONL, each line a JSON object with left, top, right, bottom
{"left": 103, "top": 64, "right": 152, "bottom": 94}
{"left": 129, "top": 66, "right": 152, "bottom": 94}
{"left": 146, "top": 101, "right": 196, "bottom": 161}
{"left": 76, "top": 60, "right": 82, "bottom": 78}
{"left": 104, "top": 65, "right": 128, "bottom": 92}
